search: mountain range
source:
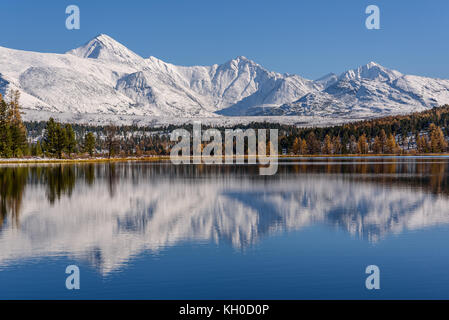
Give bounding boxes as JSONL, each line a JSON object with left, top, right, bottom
{"left": 1, "top": 34, "right": 448, "bottom": 126}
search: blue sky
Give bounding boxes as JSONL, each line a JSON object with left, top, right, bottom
{"left": 1, "top": 0, "right": 448, "bottom": 79}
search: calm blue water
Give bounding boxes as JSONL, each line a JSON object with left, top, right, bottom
{"left": 0, "top": 158, "right": 449, "bottom": 299}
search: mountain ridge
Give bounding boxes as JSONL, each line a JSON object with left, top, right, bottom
{"left": 1, "top": 34, "right": 449, "bottom": 125}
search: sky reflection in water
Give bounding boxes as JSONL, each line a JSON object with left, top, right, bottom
{"left": 0, "top": 158, "right": 449, "bottom": 299}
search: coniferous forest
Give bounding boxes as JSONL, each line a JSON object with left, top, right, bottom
{"left": 0, "top": 91, "right": 27, "bottom": 158}
{"left": 2, "top": 90, "right": 449, "bottom": 159}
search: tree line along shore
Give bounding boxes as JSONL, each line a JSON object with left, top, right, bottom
{"left": 1, "top": 91, "right": 449, "bottom": 160}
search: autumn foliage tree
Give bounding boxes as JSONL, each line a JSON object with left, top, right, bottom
{"left": 322, "top": 135, "right": 333, "bottom": 154}
{"left": 385, "top": 134, "right": 399, "bottom": 154}
{"left": 416, "top": 134, "right": 429, "bottom": 153}
{"left": 429, "top": 123, "right": 448, "bottom": 153}
{"left": 357, "top": 134, "right": 369, "bottom": 154}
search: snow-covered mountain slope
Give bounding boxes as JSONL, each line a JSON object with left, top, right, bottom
{"left": 277, "top": 62, "right": 449, "bottom": 118}
{"left": 0, "top": 34, "right": 448, "bottom": 125}
{"left": 315, "top": 73, "right": 338, "bottom": 89}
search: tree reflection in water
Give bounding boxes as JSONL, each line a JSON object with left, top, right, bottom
{"left": 0, "top": 158, "right": 448, "bottom": 272}
{"left": 0, "top": 167, "right": 28, "bottom": 230}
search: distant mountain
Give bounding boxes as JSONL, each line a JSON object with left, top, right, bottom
{"left": 314, "top": 73, "right": 338, "bottom": 89}
{"left": 67, "top": 34, "right": 146, "bottom": 66}
{"left": 1, "top": 34, "right": 449, "bottom": 125}
{"left": 277, "top": 62, "right": 449, "bottom": 118}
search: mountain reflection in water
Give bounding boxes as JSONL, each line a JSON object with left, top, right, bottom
{"left": 0, "top": 159, "right": 448, "bottom": 274}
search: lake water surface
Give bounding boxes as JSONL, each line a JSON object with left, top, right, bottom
{"left": 1, "top": 158, "right": 449, "bottom": 299}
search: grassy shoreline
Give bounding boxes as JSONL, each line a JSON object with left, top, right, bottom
{"left": 1, "top": 153, "right": 449, "bottom": 164}
{"left": 0, "top": 156, "right": 171, "bottom": 164}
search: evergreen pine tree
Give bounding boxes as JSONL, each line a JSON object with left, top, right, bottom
{"left": 106, "top": 124, "right": 119, "bottom": 158}
{"left": 0, "top": 95, "right": 12, "bottom": 158}
{"left": 64, "top": 124, "right": 77, "bottom": 156}
{"left": 7, "top": 90, "right": 27, "bottom": 157}
{"left": 379, "top": 129, "right": 387, "bottom": 153}
{"left": 43, "top": 118, "right": 58, "bottom": 157}
{"left": 84, "top": 132, "right": 96, "bottom": 157}
{"left": 306, "top": 132, "right": 320, "bottom": 155}
{"left": 55, "top": 124, "right": 67, "bottom": 159}
{"left": 35, "top": 141, "right": 43, "bottom": 157}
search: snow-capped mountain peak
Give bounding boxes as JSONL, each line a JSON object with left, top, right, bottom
{"left": 222, "top": 55, "right": 265, "bottom": 72}
{"left": 315, "top": 73, "right": 338, "bottom": 88}
{"left": 1, "top": 34, "right": 449, "bottom": 126}
{"left": 340, "top": 61, "right": 403, "bottom": 82}
{"left": 67, "top": 34, "right": 144, "bottom": 65}
{"left": 234, "top": 55, "right": 249, "bottom": 62}
{"left": 280, "top": 60, "right": 449, "bottom": 119}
